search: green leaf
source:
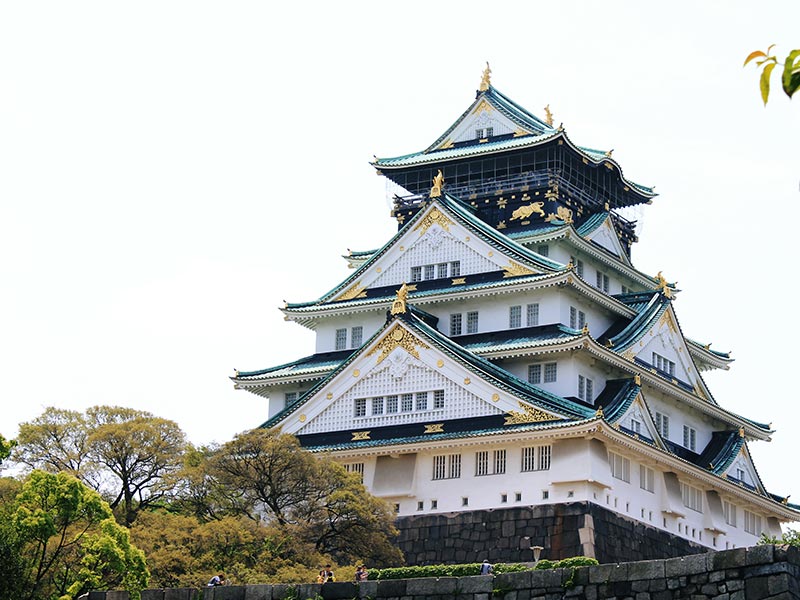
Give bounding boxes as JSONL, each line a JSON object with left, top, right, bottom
{"left": 782, "top": 49, "right": 800, "bottom": 98}
{"left": 744, "top": 50, "right": 767, "bottom": 66}
{"left": 760, "top": 62, "right": 777, "bottom": 105}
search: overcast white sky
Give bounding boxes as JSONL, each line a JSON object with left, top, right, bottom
{"left": 1, "top": 2, "right": 799, "bottom": 507}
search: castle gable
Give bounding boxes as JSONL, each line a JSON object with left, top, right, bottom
{"left": 583, "top": 215, "right": 630, "bottom": 265}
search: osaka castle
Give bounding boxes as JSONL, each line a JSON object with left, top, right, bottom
{"left": 232, "top": 66, "right": 799, "bottom": 564}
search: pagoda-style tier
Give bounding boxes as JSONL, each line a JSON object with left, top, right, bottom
{"left": 372, "top": 85, "right": 654, "bottom": 255}
{"left": 233, "top": 66, "right": 799, "bottom": 560}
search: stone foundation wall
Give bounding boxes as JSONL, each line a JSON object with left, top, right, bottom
{"left": 85, "top": 545, "right": 800, "bottom": 600}
{"left": 394, "top": 501, "right": 707, "bottom": 565}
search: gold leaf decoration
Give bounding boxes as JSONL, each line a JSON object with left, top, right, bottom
{"left": 351, "top": 431, "right": 371, "bottom": 441}
{"left": 504, "top": 402, "right": 556, "bottom": 425}
{"left": 503, "top": 261, "right": 536, "bottom": 278}
{"left": 414, "top": 207, "right": 453, "bottom": 235}
{"left": 366, "top": 324, "right": 430, "bottom": 364}
{"left": 336, "top": 282, "right": 367, "bottom": 301}
{"left": 424, "top": 423, "right": 444, "bottom": 434}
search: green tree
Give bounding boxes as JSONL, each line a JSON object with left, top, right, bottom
{"left": 212, "top": 429, "right": 403, "bottom": 568}
{"left": 9, "top": 470, "right": 148, "bottom": 600}
{"left": 744, "top": 45, "right": 800, "bottom": 104}
{"left": 0, "top": 434, "right": 16, "bottom": 467}
{"left": 16, "top": 406, "right": 187, "bottom": 526}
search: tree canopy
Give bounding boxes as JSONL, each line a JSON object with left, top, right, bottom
{"left": 2, "top": 470, "right": 149, "bottom": 600}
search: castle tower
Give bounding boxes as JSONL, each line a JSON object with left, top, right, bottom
{"left": 232, "top": 67, "right": 798, "bottom": 564}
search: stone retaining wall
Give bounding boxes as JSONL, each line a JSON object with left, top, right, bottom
{"left": 87, "top": 544, "right": 800, "bottom": 600}
{"left": 395, "top": 501, "right": 706, "bottom": 565}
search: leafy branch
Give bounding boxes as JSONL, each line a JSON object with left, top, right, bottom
{"left": 744, "top": 45, "right": 800, "bottom": 105}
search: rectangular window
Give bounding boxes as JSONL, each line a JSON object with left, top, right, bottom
{"left": 284, "top": 392, "right": 297, "bottom": 407}
{"left": 528, "top": 364, "right": 542, "bottom": 384}
{"left": 723, "top": 501, "right": 737, "bottom": 527}
{"left": 424, "top": 264, "right": 435, "bottom": 280}
{"left": 415, "top": 392, "right": 428, "bottom": 411}
{"left": 609, "top": 452, "right": 631, "bottom": 482}
{"left": 466, "top": 311, "right": 479, "bottom": 334}
{"left": 569, "top": 306, "right": 586, "bottom": 329}
{"left": 596, "top": 271, "right": 609, "bottom": 292}
{"left": 538, "top": 244, "right": 549, "bottom": 257}
{"left": 449, "top": 454, "right": 462, "bottom": 478}
{"left": 653, "top": 352, "right": 676, "bottom": 375}
{"left": 527, "top": 303, "right": 539, "bottom": 326}
{"left": 431, "top": 499, "right": 438, "bottom": 509}
{"left": 437, "top": 263, "right": 448, "bottom": 278}
{"left": 351, "top": 326, "right": 363, "bottom": 348}
{"left": 372, "top": 397, "right": 384, "bottom": 415}
{"left": 494, "top": 449, "right": 506, "bottom": 474}
{"left": 417, "top": 501, "right": 424, "bottom": 511}
{"left": 683, "top": 425, "right": 697, "bottom": 451}
{"left": 433, "top": 389, "right": 445, "bottom": 409}
{"left": 450, "top": 261, "right": 461, "bottom": 277}
{"left": 509, "top": 305, "right": 522, "bottom": 328}
{"left": 681, "top": 483, "right": 703, "bottom": 512}
{"left": 744, "top": 510, "right": 761, "bottom": 535}
{"left": 411, "top": 266, "right": 422, "bottom": 282}
{"left": 401, "top": 393, "right": 413, "bottom": 412}
{"left": 578, "top": 374, "right": 594, "bottom": 402}
{"left": 450, "top": 313, "right": 462, "bottom": 336}
{"left": 544, "top": 362, "right": 557, "bottom": 383}
{"left": 343, "top": 463, "right": 364, "bottom": 483}
{"left": 631, "top": 418, "right": 641, "bottom": 434}
{"left": 501, "top": 493, "right": 508, "bottom": 503}
{"left": 521, "top": 445, "right": 552, "bottom": 472}
{"left": 655, "top": 412, "right": 670, "bottom": 438}
{"left": 354, "top": 398, "right": 367, "bottom": 417}
{"left": 386, "top": 395, "right": 398, "bottom": 413}
{"left": 576, "top": 260, "right": 584, "bottom": 278}
{"left": 475, "top": 450, "right": 489, "bottom": 476}
{"left": 640, "top": 465, "right": 655, "bottom": 493}
{"left": 335, "top": 328, "right": 347, "bottom": 351}
{"left": 433, "top": 455, "right": 446, "bottom": 480}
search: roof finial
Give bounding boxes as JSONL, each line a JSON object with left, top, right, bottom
{"left": 479, "top": 62, "right": 492, "bottom": 92}
{"left": 391, "top": 282, "right": 409, "bottom": 315}
{"left": 655, "top": 271, "right": 672, "bottom": 298}
{"left": 544, "top": 104, "right": 553, "bottom": 127}
{"left": 430, "top": 169, "right": 444, "bottom": 198}
{"left": 739, "top": 426, "right": 745, "bottom": 438}
{"left": 595, "top": 406, "right": 604, "bottom": 418}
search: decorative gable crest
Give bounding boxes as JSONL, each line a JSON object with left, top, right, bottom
{"left": 367, "top": 323, "right": 430, "bottom": 364}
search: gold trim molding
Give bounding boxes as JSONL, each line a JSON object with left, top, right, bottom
{"left": 336, "top": 282, "right": 367, "bottom": 302}
{"left": 367, "top": 324, "right": 430, "bottom": 364}
{"left": 503, "top": 261, "right": 536, "bottom": 278}
{"left": 504, "top": 402, "right": 556, "bottom": 425}
{"left": 414, "top": 206, "right": 452, "bottom": 235}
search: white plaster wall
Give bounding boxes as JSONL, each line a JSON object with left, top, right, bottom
{"left": 314, "top": 311, "right": 387, "bottom": 353}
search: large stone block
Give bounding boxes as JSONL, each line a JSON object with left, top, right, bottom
{"left": 627, "top": 559, "right": 665, "bottom": 581}
{"left": 243, "top": 585, "right": 271, "bottom": 600}
{"left": 106, "top": 592, "right": 129, "bottom": 600}
{"left": 141, "top": 590, "right": 164, "bottom": 600}
{"left": 209, "top": 585, "right": 245, "bottom": 600}
{"left": 320, "top": 582, "right": 356, "bottom": 599}
{"left": 664, "top": 553, "right": 708, "bottom": 577}
{"left": 164, "top": 589, "right": 198, "bottom": 600}
{"left": 745, "top": 544, "right": 774, "bottom": 566}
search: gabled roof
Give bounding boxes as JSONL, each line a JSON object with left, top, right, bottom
{"left": 372, "top": 85, "right": 655, "bottom": 200}
{"left": 261, "top": 305, "right": 597, "bottom": 433}
{"left": 284, "top": 193, "right": 566, "bottom": 311}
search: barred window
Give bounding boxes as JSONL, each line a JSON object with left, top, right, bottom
{"left": 544, "top": 362, "right": 557, "bottom": 383}
{"left": 467, "top": 311, "right": 479, "bottom": 334}
{"left": 424, "top": 264, "right": 435, "bottom": 280}
{"left": 681, "top": 483, "right": 703, "bottom": 512}
{"left": 683, "top": 425, "right": 697, "bottom": 451}
{"left": 354, "top": 398, "right": 367, "bottom": 417}
{"left": 411, "top": 266, "right": 422, "bottom": 282}
{"left": 744, "top": 510, "right": 761, "bottom": 535}
{"left": 372, "top": 397, "right": 384, "bottom": 415}
{"left": 653, "top": 352, "right": 675, "bottom": 375}
{"left": 528, "top": 364, "right": 542, "bottom": 384}
{"left": 509, "top": 305, "right": 522, "bottom": 328}
{"left": 450, "top": 261, "right": 461, "bottom": 277}
{"left": 433, "top": 454, "right": 462, "bottom": 480}
{"left": 351, "top": 326, "right": 363, "bottom": 348}
{"left": 527, "top": 303, "right": 539, "bottom": 326}
{"left": 335, "top": 328, "right": 347, "bottom": 350}
{"left": 450, "top": 313, "right": 462, "bottom": 336}
{"left": 415, "top": 391, "right": 428, "bottom": 411}
{"left": 401, "top": 393, "right": 413, "bottom": 412}
{"left": 569, "top": 306, "right": 586, "bottom": 329}
{"left": 655, "top": 412, "right": 670, "bottom": 438}
{"left": 596, "top": 271, "right": 610, "bottom": 292}
{"left": 723, "top": 501, "right": 737, "bottom": 527}
{"left": 475, "top": 451, "right": 489, "bottom": 476}
{"left": 609, "top": 452, "right": 630, "bottom": 482}
{"left": 437, "top": 263, "right": 449, "bottom": 278}
{"left": 475, "top": 449, "right": 506, "bottom": 476}
{"left": 578, "top": 374, "right": 593, "bottom": 401}
{"left": 640, "top": 465, "right": 654, "bottom": 493}
{"left": 284, "top": 392, "right": 297, "bottom": 408}
{"left": 537, "top": 244, "right": 549, "bottom": 257}
{"left": 386, "top": 395, "right": 398, "bottom": 413}
{"left": 521, "top": 445, "right": 551, "bottom": 472}
{"left": 343, "top": 462, "right": 364, "bottom": 482}
{"left": 494, "top": 449, "right": 507, "bottom": 474}
{"left": 433, "top": 389, "right": 445, "bottom": 409}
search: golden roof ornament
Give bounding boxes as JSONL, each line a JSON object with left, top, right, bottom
{"left": 655, "top": 271, "right": 672, "bottom": 298}
{"left": 595, "top": 406, "right": 604, "bottom": 418}
{"left": 430, "top": 169, "right": 444, "bottom": 198}
{"left": 479, "top": 62, "right": 492, "bottom": 92}
{"left": 544, "top": 104, "right": 553, "bottom": 127}
{"left": 605, "top": 149, "right": 614, "bottom": 157}
{"left": 391, "top": 282, "right": 409, "bottom": 315}
{"left": 634, "top": 374, "right": 641, "bottom": 385}
{"left": 738, "top": 426, "right": 745, "bottom": 438}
